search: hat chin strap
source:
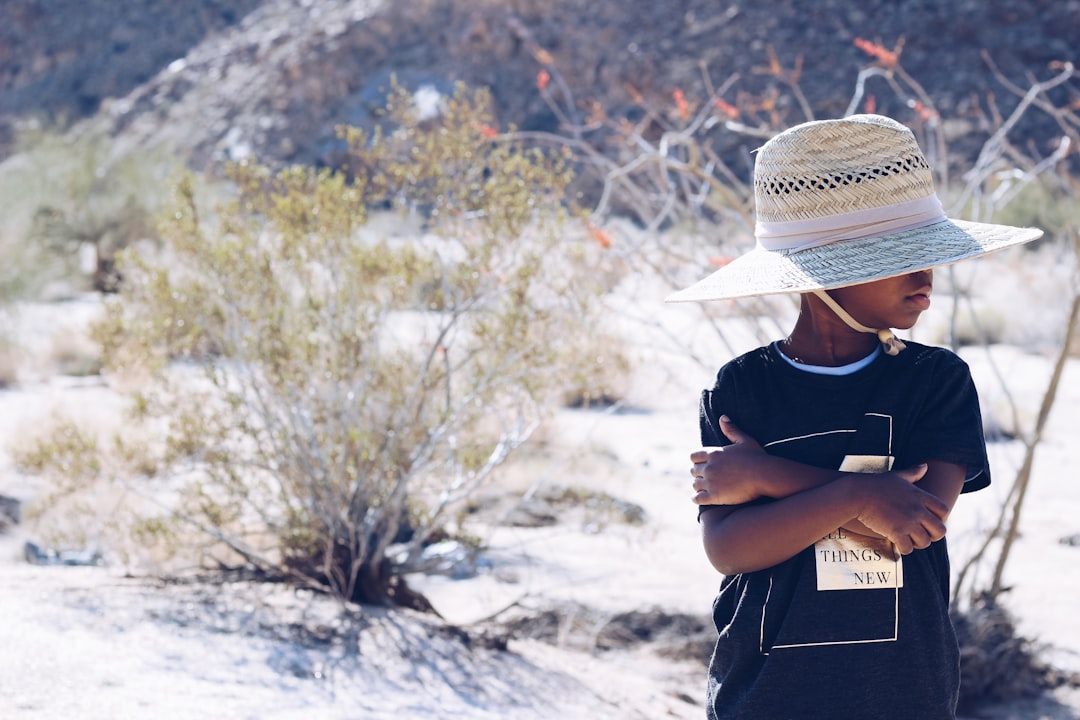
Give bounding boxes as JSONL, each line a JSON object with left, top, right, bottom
{"left": 811, "top": 290, "right": 906, "bottom": 356}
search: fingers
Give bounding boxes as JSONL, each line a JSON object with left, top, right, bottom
{"left": 890, "top": 513, "right": 948, "bottom": 555}
{"left": 859, "top": 473, "right": 952, "bottom": 553}
{"left": 922, "top": 513, "right": 947, "bottom": 542}
{"left": 891, "top": 528, "right": 933, "bottom": 555}
{"left": 689, "top": 447, "right": 725, "bottom": 479}
{"left": 690, "top": 473, "right": 711, "bottom": 504}
{"left": 908, "top": 525, "right": 933, "bottom": 551}
{"left": 718, "top": 415, "right": 748, "bottom": 444}
{"left": 926, "top": 495, "right": 950, "bottom": 521}
{"left": 893, "top": 533, "right": 930, "bottom": 556}
{"left": 690, "top": 465, "right": 705, "bottom": 500}
{"left": 892, "top": 536, "right": 914, "bottom": 556}
{"left": 690, "top": 449, "right": 710, "bottom": 464}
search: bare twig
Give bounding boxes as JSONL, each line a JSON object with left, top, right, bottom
{"left": 987, "top": 237, "right": 1080, "bottom": 597}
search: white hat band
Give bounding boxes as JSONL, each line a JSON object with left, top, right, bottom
{"left": 665, "top": 115, "right": 1043, "bottom": 305}
{"left": 755, "top": 195, "right": 947, "bottom": 252}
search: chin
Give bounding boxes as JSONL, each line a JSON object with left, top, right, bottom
{"left": 894, "top": 318, "right": 921, "bottom": 331}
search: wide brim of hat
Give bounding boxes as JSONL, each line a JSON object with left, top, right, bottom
{"left": 665, "top": 218, "right": 1043, "bottom": 303}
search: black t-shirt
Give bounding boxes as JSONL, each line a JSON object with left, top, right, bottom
{"left": 700, "top": 341, "right": 989, "bottom": 720}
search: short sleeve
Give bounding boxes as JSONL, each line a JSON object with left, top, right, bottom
{"left": 700, "top": 354, "right": 753, "bottom": 448}
{"left": 902, "top": 352, "right": 990, "bottom": 493}
{"left": 700, "top": 387, "right": 730, "bottom": 447}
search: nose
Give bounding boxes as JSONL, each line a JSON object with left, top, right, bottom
{"left": 909, "top": 269, "right": 933, "bottom": 285}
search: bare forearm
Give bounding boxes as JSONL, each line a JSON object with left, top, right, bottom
{"left": 702, "top": 476, "right": 864, "bottom": 575}
{"left": 744, "top": 454, "right": 840, "bottom": 498}
{"left": 701, "top": 462, "right": 957, "bottom": 575}
{"left": 740, "top": 456, "right": 882, "bottom": 537}
{"left": 692, "top": 416, "right": 963, "bottom": 576}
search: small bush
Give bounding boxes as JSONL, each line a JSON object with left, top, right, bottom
{"left": 0, "top": 337, "right": 17, "bottom": 388}
{"left": 0, "top": 125, "right": 171, "bottom": 298}
{"left": 46, "top": 332, "right": 104, "bottom": 377}
{"left": 24, "top": 84, "right": 626, "bottom": 607}
{"left": 988, "top": 180, "right": 1080, "bottom": 248}
{"left": 920, "top": 299, "right": 1008, "bottom": 348}
{"left": 953, "top": 595, "right": 1072, "bottom": 714}
{"left": 503, "top": 483, "right": 646, "bottom": 530}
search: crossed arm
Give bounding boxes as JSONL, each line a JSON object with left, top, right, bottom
{"left": 690, "top": 415, "right": 966, "bottom": 575}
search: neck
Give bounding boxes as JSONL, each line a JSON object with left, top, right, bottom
{"left": 811, "top": 290, "right": 906, "bottom": 356}
{"left": 784, "top": 296, "right": 879, "bottom": 366}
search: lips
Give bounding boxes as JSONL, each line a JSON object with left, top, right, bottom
{"left": 908, "top": 292, "right": 932, "bottom": 310}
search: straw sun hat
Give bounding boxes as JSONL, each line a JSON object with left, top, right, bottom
{"left": 665, "top": 114, "right": 1043, "bottom": 305}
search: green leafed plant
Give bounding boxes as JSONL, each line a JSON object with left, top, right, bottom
{"left": 28, "top": 84, "right": 622, "bottom": 607}
{"left": 0, "top": 125, "right": 170, "bottom": 298}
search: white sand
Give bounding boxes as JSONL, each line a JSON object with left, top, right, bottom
{"left": 1, "top": 284, "right": 1079, "bottom": 719}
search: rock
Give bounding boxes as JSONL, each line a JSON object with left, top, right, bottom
{"left": 1059, "top": 533, "right": 1080, "bottom": 547}
{"left": 23, "top": 540, "right": 104, "bottom": 566}
{"left": 395, "top": 539, "right": 485, "bottom": 579}
{"left": 0, "top": 494, "right": 20, "bottom": 531}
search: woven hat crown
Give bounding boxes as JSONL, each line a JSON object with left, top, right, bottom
{"left": 663, "top": 113, "right": 1043, "bottom": 304}
{"left": 754, "top": 115, "right": 935, "bottom": 225}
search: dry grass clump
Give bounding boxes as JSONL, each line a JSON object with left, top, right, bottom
{"left": 501, "top": 483, "right": 647, "bottom": 531}
{"left": 498, "top": 600, "right": 713, "bottom": 663}
{"left": 929, "top": 301, "right": 1009, "bottom": 348}
{"left": 0, "top": 494, "right": 20, "bottom": 533}
{"left": 953, "top": 594, "right": 1078, "bottom": 714}
{"left": 912, "top": 243, "right": 1072, "bottom": 353}
{"left": 0, "top": 126, "right": 170, "bottom": 298}
{"left": 0, "top": 339, "right": 17, "bottom": 388}
{"left": 45, "top": 330, "right": 103, "bottom": 377}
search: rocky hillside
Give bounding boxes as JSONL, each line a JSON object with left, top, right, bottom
{"left": 1, "top": 0, "right": 1077, "bottom": 172}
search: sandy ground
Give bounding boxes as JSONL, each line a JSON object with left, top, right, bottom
{"left": 2, "top": 285, "right": 1080, "bottom": 719}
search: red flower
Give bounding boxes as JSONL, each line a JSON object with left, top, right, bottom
{"left": 588, "top": 225, "right": 614, "bottom": 249}
{"left": 714, "top": 98, "right": 740, "bottom": 120}
{"left": 854, "top": 37, "right": 901, "bottom": 69}
{"left": 912, "top": 101, "right": 937, "bottom": 122}
{"left": 673, "top": 88, "right": 691, "bottom": 121}
{"left": 537, "top": 69, "right": 550, "bottom": 91}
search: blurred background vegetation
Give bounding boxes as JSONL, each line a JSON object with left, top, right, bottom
{"left": 1, "top": 0, "right": 1079, "bottom": 713}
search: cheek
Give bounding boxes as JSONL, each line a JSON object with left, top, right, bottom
{"left": 830, "top": 288, "right": 880, "bottom": 319}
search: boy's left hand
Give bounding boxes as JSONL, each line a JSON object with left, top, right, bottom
{"left": 690, "top": 416, "right": 767, "bottom": 505}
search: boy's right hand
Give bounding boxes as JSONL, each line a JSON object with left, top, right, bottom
{"left": 851, "top": 464, "right": 949, "bottom": 555}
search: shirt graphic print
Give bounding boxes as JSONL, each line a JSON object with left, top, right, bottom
{"left": 761, "top": 411, "right": 904, "bottom": 652}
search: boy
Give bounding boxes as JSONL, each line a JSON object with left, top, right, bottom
{"left": 666, "top": 115, "right": 1042, "bottom": 719}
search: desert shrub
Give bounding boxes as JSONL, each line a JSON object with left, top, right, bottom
{"left": 0, "top": 125, "right": 170, "bottom": 297}
{"left": 12, "top": 408, "right": 171, "bottom": 560}
{"left": 15, "top": 415, "right": 102, "bottom": 481}
{"left": 919, "top": 298, "right": 1008, "bottom": 348}
{"left": 502, "top": 483, "right": 646, "bottom": 530}
{"left": 0, "top": 334, "right": 17, "bottom": 388}
{"left": 984, "top": 176, "right": 1080, "bottom": 247}
{"left": 952, "top": 594, "right": 1075, "bottom": 713}
{"left": 0, "top": 235, "right": 38, "bottom": 308}
{"left": 22, "top": 85, "right": 624, "bottom": 607}
{"left": 46, "top": 330, "right": 104, "bottom": 377}
{"left": 499, "top": 600, "right": 713, "bottom": 663}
